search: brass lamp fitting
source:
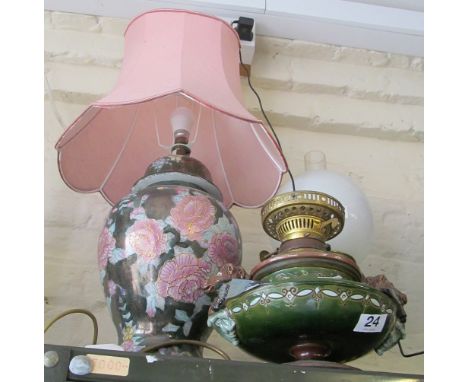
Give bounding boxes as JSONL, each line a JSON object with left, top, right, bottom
{"left": 261, "top": 191, "right": 345, "bottom": 243}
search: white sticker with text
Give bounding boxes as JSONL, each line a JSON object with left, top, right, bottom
{"left": 87, "top": 354, "right": 130, "bottom": 376}
{"left": 353, "top": 314, "right": 388, "bottom": 333}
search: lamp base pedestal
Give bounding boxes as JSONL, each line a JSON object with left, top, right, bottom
{"left": 285, "top": 359, "right": 359, "bottom": 370}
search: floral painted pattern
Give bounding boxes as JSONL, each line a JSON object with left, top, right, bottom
{"left": 121, "top": 323, "right": 144, "bottom": 352}
{"left": 208, "top": 232, "right": 240, "bottom": 267}
{"left": 169, "top": 195, "right": 215, "bottom": 241}
{"left": 98, "top": 227, "right": 115, "bottom": 270}
{"left": 109, "top": 248, "right": 127, "bottom": 265}
{"left": 107, "top": 280, "right": 118, "bottom": 296}
{"left": 125, "top": 219, "right": 168, "bottom": 261}
{"left": 157, "top": 253, "right": 212, "bottom": 303}
{"left": 144, "top": 282, "right": 165, "bottom": 318}
{"left": 100, "top": 183, "right": 242, "bottom": 354}
{"left": 129, "top": 207, "right": 146, "bottom": 220}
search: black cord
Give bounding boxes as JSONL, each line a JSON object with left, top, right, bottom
{"left": 397, "top": 340, "right": 424, "bottom": 358}
{"left": 239, "top": 50, "right": 296, "bottom": 191}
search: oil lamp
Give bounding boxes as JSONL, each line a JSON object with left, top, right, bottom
{"left": 208, "top": 190, "right": 407, "bottom": 365}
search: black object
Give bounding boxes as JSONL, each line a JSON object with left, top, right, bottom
{"left": 397, "top": 341, "right": 424, "bottom": 358}
{"left": 233, "top": 17, "right": 254, "bottom": 41}
{"left": 44, "top": 343, "right": 423, "bottom": 382}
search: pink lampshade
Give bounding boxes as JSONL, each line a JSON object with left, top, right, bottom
{"left": 55, "top": 9, "right": 287, "bottom": 208}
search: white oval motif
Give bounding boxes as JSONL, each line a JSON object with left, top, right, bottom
{"left": 386, "top": 308, "right": 393, "bottom": 314}
{"left": 370, "top": 298, "right": 380, "bottom": 307}
{"left": 350, "top": 294, "right": 364, "bottom": 300}
{"left": 250, "top": 297, "right": 261, "bottom": 306}
{"left": 322, "top": 290, "right": 338, "bottom": 297}
{"left": 268, "top": 293, "right": 283, "bottom": 299}
{"left": 232, "top": 307, "right": 242, "bottom": 313}
{"left": 297, "top": 289, "right": 313, "bottom": 297}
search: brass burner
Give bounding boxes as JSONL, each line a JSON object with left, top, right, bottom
{"left": 261, "top": 191, "right": 345, "bottom": 242}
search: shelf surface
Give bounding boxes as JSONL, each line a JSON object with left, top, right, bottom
{"left": 44, "top": 343, "right": 424, "bottom": 381}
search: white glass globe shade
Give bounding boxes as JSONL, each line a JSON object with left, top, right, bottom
{"left": 278, "top": 151, "right": 374, "bottom": 259}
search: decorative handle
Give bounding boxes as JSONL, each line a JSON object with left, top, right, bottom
{"left": 375, "top": 320, "right": 406, "bottom": 355}
{"left": 207, "top": 309, "right": 239, "bottom": 346}
{"left": 204, "top": 263, "right": 248, "bottom": 293}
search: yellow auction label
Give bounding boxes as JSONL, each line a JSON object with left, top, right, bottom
{"left": 86, "top": 354, "right": 130, "bottom": 376}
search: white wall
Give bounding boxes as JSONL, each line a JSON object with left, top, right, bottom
{"left": 44, "top": 11, "right": 423, "bottom": 374}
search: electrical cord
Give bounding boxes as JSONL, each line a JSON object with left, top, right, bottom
{"left": 44, "top": 310, "right": 229, "bottom": 360}
{"left": 44, "top": 308, "right": 99, "bottom": 345}
{"left": 239, "top": 50, "right": 296, "bottom": 191}
{"left": 397, "top": 340, "right": 424, "bottom": 358}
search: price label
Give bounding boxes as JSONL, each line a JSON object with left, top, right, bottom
{"left": 86, "top": 354, "right": 130, "bottom": 377}
{"left": 353, "top": 314, "right": 387, "bottom": 333}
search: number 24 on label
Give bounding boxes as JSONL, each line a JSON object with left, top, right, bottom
{"left": 353, "top": 314, "right": 388, "bottom": 333}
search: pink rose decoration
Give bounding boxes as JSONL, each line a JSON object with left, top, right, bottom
{"left": 122, "top": 340, "right": 137, "bottom": 352}
{"left": 126, "top": 219, "right": 167, "bottom": 261}
{"left": 157, "top": 253, "right": 212, "bottom": 303}
{"left": 208, "top": 232, "right": 240, "bottom": 267}
{"left": 107, "top": 280, "right": 118, "bottom": 296}
{"left": 170, "top": 195, "right": 215, "bottom": 241}
{"left": 98, "top": 227, "right": 115, "bottom": 270}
